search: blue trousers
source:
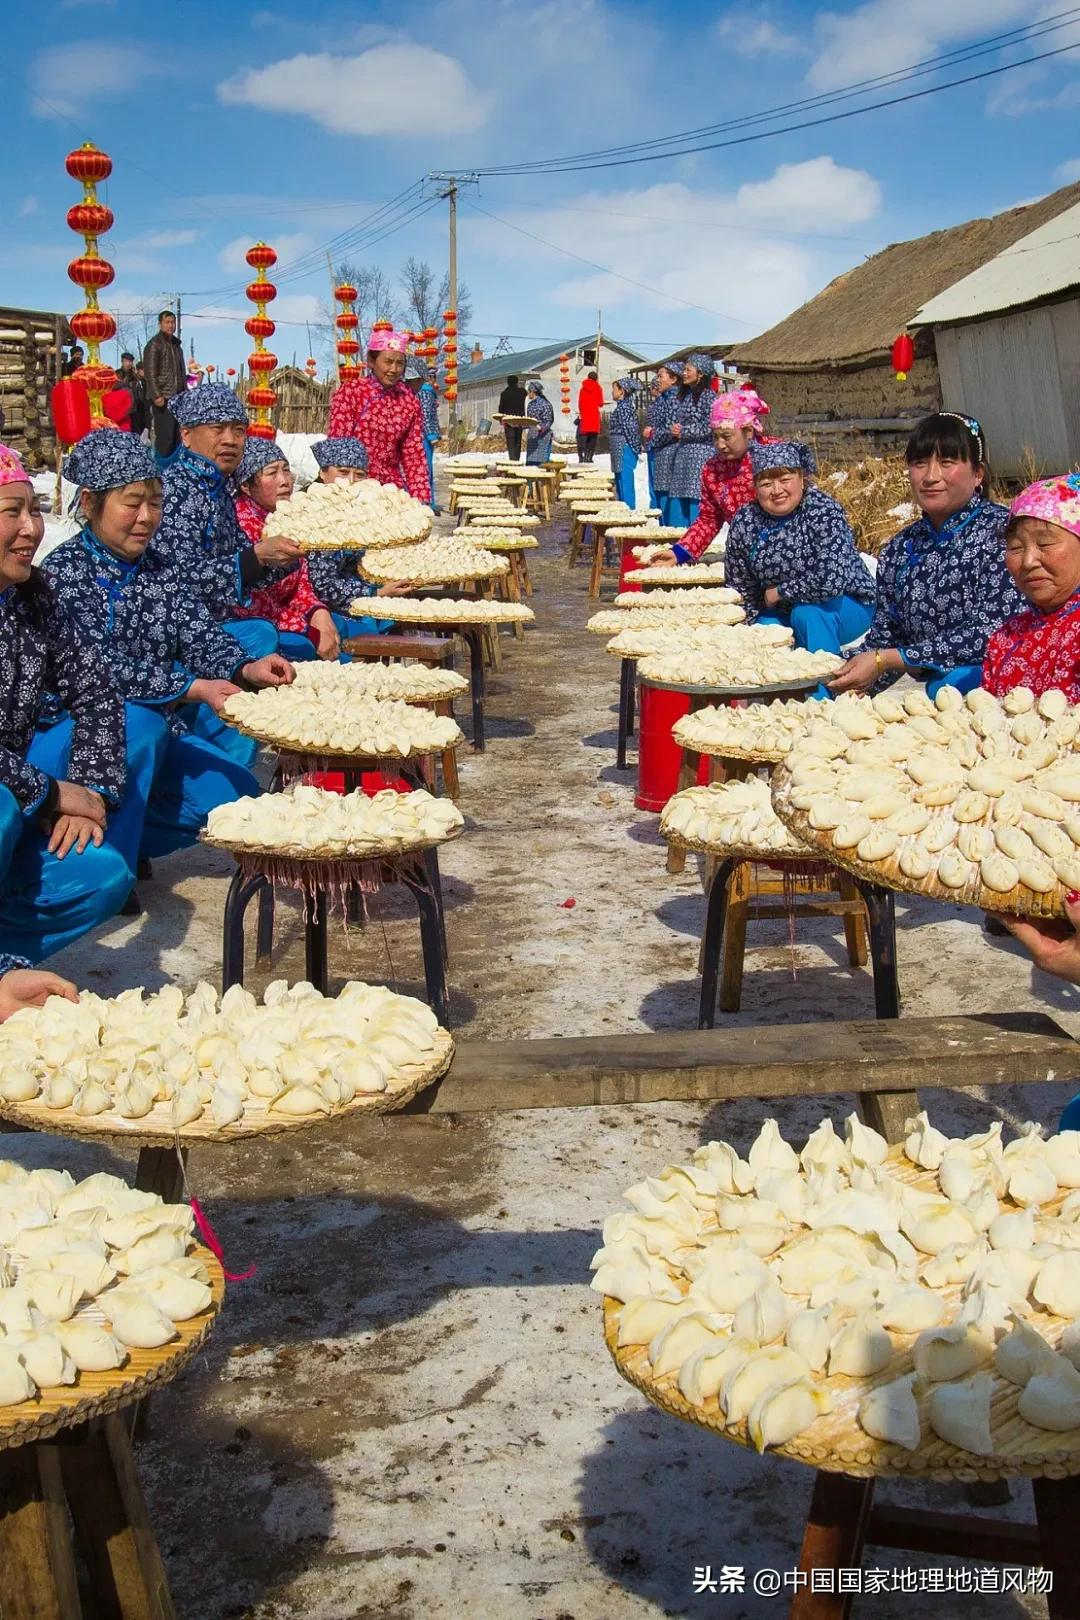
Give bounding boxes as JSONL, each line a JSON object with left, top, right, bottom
{"left": 758, "top": 596, "right": 875, "bottom": 658}
{"left": 424, "top": 440, "right": 436, "bottom": 507}
{"left": 197, "top": 618, "right": 280, "bottom": 766}
{"left": 667, "top": 496, "right": 699, "bottom": 527}
{"left": 27, "top": 706, "right": 160, "bottom": 880}
{"left": 647, "top": 451, "right": 657, "bottom": 509}
{"left": 221, "top": 618, "right": 277, "bottom": 660}
{"left": 926, "top": 664, "right": 983, "bottom": 698}
{"left": 615, "top": 446, "right": 638, "bottom": 509}
{"left": 139, "top": 717, "right": 259, "bottom": 861}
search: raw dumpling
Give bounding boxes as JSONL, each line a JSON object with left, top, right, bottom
{"left": 878, "top": 1284, "right": 946, "bottom": 1334}
{"left": 17, "top": 1268, "right": 82, "bottom": 1322}
{"left": 56, "top": 1319, "right": 127, "bottom": 1372}
{"left": 747, "top": 1376, "right": 832, "bottom": 1453}
{"left": 677, "top": 1336, "right": 757, "bottom": 1406}
{"left": 913, "top": 1323, "right": 993, "bottom": 1382}
{"left": 649, "top": 1311, "right": 727, "bottom": 1378}
{"left": 1045, "top": 1132, "right": 1080, "bottom": 1189}
{"left": 7, "top": 1329, "right": 76, "bottom": 1388}
{"left": 731, "top": 1279, "right": 790, "bottom": 1346}
{"left": 799, "top": 1119, "right": 850, "bottom": 1176}
{"left": 113, "top": 1227, "right": 188, "bottom": 1277}
{"left": 827, "top": 1313, "right": 893, "bottom": 1377}
{"left": 0, "top": 1346, "right": 36, "bottom": 1405}
{"left": 903, "top": 1111, "right": 951, "bottom": 1171}
{"left": 137, "top": 1264, "right": 212, "bottom": 1321}
{"left": 688, "top": 1251, "right": 768, "bottom": 1314}
{"left": 994, "top": 1312, "right": 1058, "bottom": 1386}
{"left": 900, "top": 1199, "right": 978, "bottom": 1255}
{"left": 857, "top": 1372, "right": 921, "bottom": 1450}
{"left": 845, "top": 1113, "right": 888, "bottom": 1168}
{"left": 927, "top": 1374, "right": 994, "bottom": 1455}
{"left": 616, "top": 1296, "right": 695, "bottom": 1348}
{"left": 747, "top": 1119, "right": 798, "bottom": 1181}
{"left": 105, "top": 1288, "right": 178, "bottom": 1349}
{"left": 785, "top": 1306, "right": 836, "bottom": 1373}
{"left": 720, "top": 1346, "right": 811, "bottom": 1424}
{"left": 1033, "top": 1251, "right": 1080, "bottom": 1318}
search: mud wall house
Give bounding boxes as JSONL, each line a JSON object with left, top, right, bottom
{"left": 0, "top": 306, "right": 70, "bottom": 468}
{"left": 456, "top": 335, "right": 646, "bottom": 438}
{"left": 909, "top": 200, "right": 1080, "bottom": 480}
{"left": 724, "top": 181, "right": 1080, "bottom": 459}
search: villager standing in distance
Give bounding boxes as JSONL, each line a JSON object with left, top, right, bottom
{"left": 576, "top": 370, "right": 604, "bottom": 462}
{"left": 498, "top": 374, "right": 527, "bottom": 461}
{"left": 142, "top": 310, "right": 187, "bottom": 461}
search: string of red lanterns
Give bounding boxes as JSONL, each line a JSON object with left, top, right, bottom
{"left": 442, "top": 308, "right": 458, "bottom": 403}
{"left": 334, "top": 283, "right": 360, "bottom": 381}
{"left": 891, "top": 333, "right": 915, "bottom": 383}
{"left": 559, "top": 353, "right": 571, "bottom": 418}
{"left": 244, "top": 242, "right": 278, "bottom": 438}
{"left": 65, "top": 142, "right": 117, "bottom": 429}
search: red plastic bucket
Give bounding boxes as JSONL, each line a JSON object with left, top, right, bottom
{"left": 635, "top": 684, "right": 692, "bottom": 811}
{"left": 309, "top": 770, "right": 411, "bottom": 795}
{"left": 618, "top": 535, "right": 642, "bottom": 592}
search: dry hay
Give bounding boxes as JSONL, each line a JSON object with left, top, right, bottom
{"left": 820, "top": 456, "right": 913, "bottom": 557}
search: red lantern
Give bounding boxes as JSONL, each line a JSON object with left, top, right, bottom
{"left": 68, "top": 255, "right": 114, "bottom": 290}
{"left": 891, "top": 333, "right": 915, "bottom": 382}
{"left": 245, "top": 280, "right": 276, "bottom": 304}
{"left": 244, "top": 241, "right": 278, "bottom": 430}
{"left": 70, "top": 310, "right": 117, "bottom": 344}
{"left": 226, "top": 367, "right": 237, "bottom": 377}
{"left": 66, "top": 203, "right": 113, "bottom": 236}
{"left": 335, "top": 312, "right": 358, "bottom": 331}
{"left": 244, "top": 316, "right": 275, "bottom": 340}
{"left": 306, "top": 356, "right": 317, "bottom": 369}
{"left": 247, "top": 352, "right": 277, "bottom": 373}
{"left": 336, "top": 339, "right": 360, "bottom": 357}
{"left": 245, "top": 243, "right": 277, "bottom": 270}
{"left": 206, "top": 364, "right": 215, "bottom": 375}
{"left": 102, "top": 388, "right": 134, "bottom": 428}
{"left": 50, "top": 378, "right": 92, "bottom": 445}
{"left": 334, "top": 284, "right": 357, "bottom": 303}
{"left": 247, "top": 422, "right": 276, "bottom": 440}
{"left": 371, "top": 318, "right": 393, "bottom": 334}
{"left": 246, "top": 385, "right": 276, "bottom": 409}
{"left": 65, "top": 143, "right": 112, "bottom": 183}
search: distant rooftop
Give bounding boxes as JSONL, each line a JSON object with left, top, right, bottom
{"left": 458, "top": 334, "right": 646, "bottom": 387}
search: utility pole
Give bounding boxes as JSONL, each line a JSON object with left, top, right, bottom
{"left": 427, "top": 173, "right": 478, "bottom": 440}
{"left": 327, "top": 252, "right": 339, "bottom": 382}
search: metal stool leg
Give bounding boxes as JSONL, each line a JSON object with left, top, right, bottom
{"left": 463, "top": 626, "right": 486, "bottom": 752}
{"left": 698, "top": 860, "right": 735, "bottom": 1029}
{"left": 858, "top": 881, "right": 901, "bottom": 1019}
{"left": 256, "top": 883, "right": 275, "bottom": 961}
{"left": 305, "top": 889, "right": 329, "bottom": 994}
{"left": 422, "top": 848, "right": 449, "bottom": 965}
{"left": 222, "top": 869, "right": 270, "bottom": 991}
{"left": 401, "top": 863, "right": 451, "bottom": 1026}
{"left": 617, "top": 658, "right": 633, "bottom": 769}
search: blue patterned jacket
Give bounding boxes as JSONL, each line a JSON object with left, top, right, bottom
{"left": 305, "top": 552, "right": 379, "bottom": 615}
{"left": 646, "top": 389, "right": 679, "bottom": 494}
{"left": 726, "top": 488, "right": 875, "bottom": 623}
{"left": 608, "top": 397, "right": 643, "bottom": 468}
{"left": 0, "top": 574, "right": 126, "bottom": 813}
{"left": 865, "top": 496, "right": 1023, "bottom": 676}
{"left": 44, "top": 531, "right": 248, "bottom": 724}
{"left": 419, "top": 384, "right": 441, "bottom": 443}
{"left": 154, "top": 448, "right": 278, "bottom": 622}
{"left": 666, "top": 386, "right": 715, "bottom": 500}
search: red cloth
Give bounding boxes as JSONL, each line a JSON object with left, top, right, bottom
{"left": 231, "top": 495, "right": 328, "bottom": 634}
{"left": 982, "top": 595, "right": 1080, "bottom": 703}
{"left": 679, "top": 443, "right": 776, "bottom": 561}
{"left": 326, "top": 377, "right": 432, "bottom": 503}
{"left": 577, "top": 378, "right": 604, "bottom": 435}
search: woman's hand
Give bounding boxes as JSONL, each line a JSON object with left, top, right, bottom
{"left": 671, "top": 423, "right": 682, "bottom": 439}
{"left": 642, "top": 426, "right": 653, "bottom": 441}
{"left": 48, "top": 814, "right": 104, "bottom": 858}
{"left": 647, "top": 549, "right": 678, "bottom": 568}
{"left": 310, "top": 609, "right": 341, "bottom": 661}
{"left": 993, "top": 896, "right": 1080, "bottom": 983}
{"left": 763, "top": 586, "right": 782, "bottom": 608}
{"left": 55, "top": 781, "right": 105, "bottom": 825}
{"left": 244, "top": 654, "right": 294, "bottom": 687}
{"left": 827, "top": 649, "right": 895, "bottom": 695}
{"left": 254, "top": 534, "right": 302, "bottom": 569}
{"left": 376, "top": 582, "right": 414, "bottom": 597}
{"left": 186, "top": 677, "right": 240, "bottom": 713}
{"left": 0, "top": 968, "right": 77, "bottom": 1022}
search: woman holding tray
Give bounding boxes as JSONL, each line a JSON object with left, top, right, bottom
{"left": 326, "top": 328, "right": 432, "bottom": 504}
{"left": 608, "top": 377, "right": 643, "bottom": 508}
{"left": 982, "top": 475, "right": 1080, "bottom": 702}
{"left": 829, "top": 412, "right": 1022, "bottom": 698}
{"left": 645, "top": 386, "right": 771, "bottom": 563}
{"left": 46, "top": 434, "right": 286, "bottom": 837}
{"left": 724, "top": 440, "right": 875, "bottom": 658}
{"left": 525, "top": 380, "right": 555, "bottom": 465}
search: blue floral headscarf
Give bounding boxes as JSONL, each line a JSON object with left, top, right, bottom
{"left": 683, "top": 352, "right": 716, "bottom": 381}
{"left": 310, "top": 437, "right": 369, "bottom": 472}
{"left": 236, "top": 436, "right": 288, "bottom": 486}
{"left": 168, "top": 383, "right": 248, "bottom": 426}
{"left": 615, "top": 376, "right": 643, "bottom": 393}
{"left": 750, "top": 439, "right": 817, "bottom": 478}
{"left": 63, "top": 431, "right": 159, "bottom": 491}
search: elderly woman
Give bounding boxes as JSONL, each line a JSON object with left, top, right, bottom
{"left": 829, "top": 412, "right": 1022, "bottom": 698}
{"left": 157, "top": 384, "right": 304, "bottom": 655}
{"left": 727, "top": 441, "right": 875, "bottom": 656}
{"left": 609, "top": 376, "right": 643, "bottom": 508}
{"left": 0, "top": 443, "right": 138, "bottom": 962}
{"left": 326, "top": 329, "right": 431, "bottom": 503}
{"left": 654, "top": 353, "right": 719, "bottom": 527}
{"left": 643, "top": 362, "right": 682, "bottom": 518}
{"left": 45, "top": 434, "right": 286, "bottom": 842}
{"left": 232, "top": 436, "right": 341, "bottom": 662}
{"left": 647, "top": 386, "right": 771, "bottom": 566}
{"left": 525, "top": 380, "right": 555, "bottom": 465}
{"left": 982, "top": 475, "right": 1080, "bottom": 700}
{"left": 304, "top": 437, "right": 410, "bottom": 639}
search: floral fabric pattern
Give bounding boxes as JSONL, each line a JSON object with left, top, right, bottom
{"left": 983, "top": 593, "right": 1080, "bottom": 702}
{"left": 646, "top": 389, "right": 679, "bottom": 495}
{"left": 232, "top": 496, "right": 328, "bottom": 633}
{"left": 608, "top": 396, "right": 643, "bottom": 468}
{"left": 327, "top": 378, "right": 432, "bottom": 503}
{"left": 666, "top": 387, "right": 717, "bottom": 501}
{"left": 725, "top": 487, "right": 875, "bottom": 623}
{"left": 155, "top": 448, "right": 253, "bottom": 621}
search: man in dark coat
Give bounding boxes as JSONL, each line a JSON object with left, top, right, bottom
{"left": 142, "top": 310, "right": 186, "bottom": 460}
{"left": 497, "top": 374, "right": 527, "bottom": 461}
{"left": 118, "top": 352, "right": 147, "bottom": 436}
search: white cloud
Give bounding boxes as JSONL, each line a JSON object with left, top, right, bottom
{"left": 217, "top": 42, "right": 491, "bottom": 135}
{"left": 1056, "top": 157, "right": 1080, "bottom": 183}
{"left": 219, "top": 233, "right": 312, "bottom": 272}
{"left": 806, "top": 0, "right": 1030, "bottom": 92}
{"left": 734, "top": 158, "right": 881, "bottom": 230}
{"left": 714, "top": 10, "right": 804, "bottom": 56}
{"left": 28, "top": 41, "right": 163, "bottom": 119}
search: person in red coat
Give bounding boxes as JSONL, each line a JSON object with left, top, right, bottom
{"left": 576, "top": 371, "right": 604, "bottom": 462}
{"left": 983, "top": 475, "right": 1080, "bottom": 702}
{"left": 646, "top": 387, "right": 773, "bottom": 565}
{"left": 326, "top": 329, "right": 432, "bottom": 503}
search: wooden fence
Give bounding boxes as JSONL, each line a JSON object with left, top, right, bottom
{"left": 0, "top": 306, "right": 70, "bottom": 469}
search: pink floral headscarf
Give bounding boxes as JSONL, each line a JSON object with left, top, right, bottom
{"left": 1009, "top": 474, "right": 1080, "bottom": 541}
{"left": 0, "top": 443, "right": 30, "bottom": 487}
{"left": 367, "top": 329, "right": 410, "bottom": 355}
{"left": 710, "top": 387, "right": 770, "bottom": 432}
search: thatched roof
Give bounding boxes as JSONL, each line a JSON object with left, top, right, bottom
{"left": 727, "top": 181, "right": 1080, "bottom": 372}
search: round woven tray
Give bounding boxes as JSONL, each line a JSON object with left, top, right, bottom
{"left": 292, "top": 520, "right": 433, "bottom": 553}
{"left": 669, "top": 726, "right": 791, "bottom": 765}
{"left": 660, "top": 828, "right": 810, "bottom": 861}
{"left": 0, "top": 1245, "right": 224, "bottom": 1452}
{"left": 200, "top": 822, "right": 463, "bottom": 865}
{"left": 603, "top": 1145, "right": 1080, "bottom": 1481}
{"left": 460, "top": 513, "right": 539, "bottom": 528}
{"left": 359, "top": 558, "right": 509, "bottom": 586}
{"left": 640, "top": 674, "right": 824, "bottom": 699}
{"left": 223, "top": 717, "right": 463, "bottom": 761}
{"left": 371, "top": 601, "right": 535, "bottom": 627}
{"left": 459, "top": 534, "right": 539, "bottom": 552}
{"left": 0, "top": 1029, "right": 454, "bottom": 1146}
{"left": 771, "top": 761, "right": 1068, "bottom": 919}
{"left": 626, "top": 566, "right": 725, "bottom": 585}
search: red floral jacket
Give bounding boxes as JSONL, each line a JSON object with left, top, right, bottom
{"left": 326, "top": 378, "right": 432, "bottom": 503}
{"left": 675, "top": 440, "right": 778, "bottom": 562}
{"left": 982, "top": 593, "right": 1080, "bottom": 703}
{"left": 231, "top": 496, "right": 327, "bottom": 634}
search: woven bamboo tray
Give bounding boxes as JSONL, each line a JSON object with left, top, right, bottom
{"left": 223, "top": 716, "right": 464, "bottom": 761}
{"left": 460, "top": 513, "right": 539, "bottom": 528}
{"left": 200, "top": 821, "right": 463, "bottom": 865}
{"left": 359, "top": 557, "right": 510, "bottom": 586}
{"left": 626, "top": 565, "right": 726, "bottom": 585}
{"left": 604, "top": 1146, "right": 1080, "bottom": 1482}
{"left": 459, "top": 533, "right": 539, "bottom": 552}
{"left": 640, "top": 673, "right": 825, "bottom": 699}
{"left": 660, "top": 828, "right": 812, "bottom": 861}
{"left": 771, "top": 761, "right": 1069, "bottom": 920}
{"left": 0, "top": 1245, "right": 224, "bottom": 1453}
{"left": 292, "top": 522, "right": 433, "bottom": 553}
{"left": 0, "top": 1029, "right": 454, "bottom": 1147}
{"left": 370, "top": 600, "right": 535, "bottom": 627}
{"left": 670, "top": 735, "right": 789, "bottom": 765}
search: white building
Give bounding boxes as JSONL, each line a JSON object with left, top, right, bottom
{"left": 456, "top": 334, "right": 646, "bottom": 439}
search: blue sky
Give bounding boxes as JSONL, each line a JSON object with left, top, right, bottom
{"left": 6, "top": 0, "right": 1080, "bottom": 372}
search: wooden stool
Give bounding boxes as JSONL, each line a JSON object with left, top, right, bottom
{"left": 695, "top": 855, "right": 899, "bottom": 1025}
{"left": 518, "top": 469, "right": 554, "bottom": 521}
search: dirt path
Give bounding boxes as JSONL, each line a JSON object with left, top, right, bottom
{"left": 29, "top": 488, "right": 1080, "bottom": 1619}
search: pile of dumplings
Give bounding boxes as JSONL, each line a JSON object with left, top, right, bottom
{"left": 369, "top": 596, "right": 535, "bottom": 626}
{"left": 359, "top": 539, "right": 509, "bottom": 585}
{"left": 589, "top": 606, "right": 748, "bottom": 637}
{"left": 673, "top": 700, "right": 819, "bottom": 762}
{"left": 603, "top": 622, "right": 791, "bottom": 659}
{"left": 596, "top": 1112, "right": 1080, "bottom": 1460}
{"left": 205, "top": 784, "right": 464, "bottom": 857}
{"left": 660, "top": 778, "right": 806, "bottom": 855}
{"left": 0, "top": 980, "right": 445, "bottom": 1131}
{"left": 221, "top": 689, "right": 463, "bottom": 758}
{"left": 638, "top": 644, "right": 843, "bottom": 689}
{"left": 456, "top": 530, "right": 539, "bottom": 552}
{"left": 771, "top": 685, "right": 1080, "bottom": 913}
{"left": 460, "top": 511, "right": 539, "bottom": 529}
{"left": 614, "top": 586, "right": 742, "bottom": 610}
{"left": 625, "top": 564, "right": 727, "bottom": 585}
{"left": 0, "top": 1162, "right": 216, "bottom": 1407}
{"left": 580, "top": 505, "right": 655, "bottom": 524}
{"left": 290, "top": 662, "right": 467, "bottom": 703}
{"left": 263, "top": 479, "right": 432, "bottom": 549}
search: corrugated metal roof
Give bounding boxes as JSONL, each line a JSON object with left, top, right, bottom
{"left": 911, "top": 201, "right": 1080, "bottom": 327}
{"left": 458, "top": 334, "right": 645, "bottom": 388}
